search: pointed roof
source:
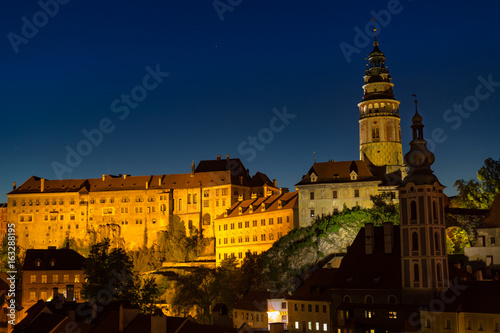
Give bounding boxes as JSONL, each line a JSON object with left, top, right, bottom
{"left": 479, "top": 194, "right": 500, "bottom": 228}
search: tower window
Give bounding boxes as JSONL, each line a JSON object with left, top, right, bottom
{"left": 435, "top": 232, "right": 440, "bottom": 252}
{"left": 413, "top": 263, "right": 420, "bottom": 282}
{"left": 433, "top": 201, "right": 438, "bottom": 220}
{"left": 412, "top": 232, "right": 419, "bottom": 251}
{"left": 410, "top": 201, "right": 417, "bottom": 220}
{"left": 372, "top": 127, "right": 380, "bottom": 141}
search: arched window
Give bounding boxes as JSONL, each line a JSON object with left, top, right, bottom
{"left": 343, "top": 295, "right": 351, "bottom": 303}
{"left": 413, "top": 263, "right": 420, "bottom": 282}
{"left": 387, "top": 295, "right": 397, "bottom": 304}
{"left": 435, "top": 232, "right": 440, "bottom": 252}
{"left": 365, "top": 295, "right": 373, "bottom": 304}
{"left": 410, "top": 201, "right": 417, "bottom": 220}
{"left": 372, "top": 126, "right": 380, "bottom": 141}
{"left": 437, "top": 262, "right": 443, "bottom": 282}
{"left": 412, "top": 232, "right": 419, "bottom": 251}
{"left": 203, "top": 213, "right": 211, "bottom": 225}
{"left": 188, "top": 194, "right": 192, "bottom": 204}
{"left": 178, "top": 198, "right": 182, "bottom": 211}
{"left": 193, "top": 194, "right": 197, "bottom": 204}
{"left": 433, "top": 201, "right": 438, "bottom": 220}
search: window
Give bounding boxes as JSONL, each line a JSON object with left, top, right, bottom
{"left": 245, "top": 221, "right": 249, "bottom": 228}
{"left": 388, "top": 311, "right": 397, "bottom": 319}
{"left": 40, "top": 290, "right": 47, "bottom": 301}
{"left": 343, "top": 295, "right": 351, "bottom": 303}
{"left": 29, "top": 291, "right": 36, "bottom": 302}
{"left": 53, "top": 275, "right": 58, "bottom": 283}
{"left": 323, "top": 323, "right": 327, "bottom": 331}
{"left": 188, "top": 194, "right": 191, "bottom": 204}
{"left": 364, "top": 310, "right": 373, "bottom": 318}
{"left": 294, "top": 304, "right": 298, "bottom": 311}
{"left": 310, "top": 191, "right": 315, "bottom": 200}
{"left": 310, "top": 210, "right": 315, "bottom": 218}
{"left": 433, "top": 201, "right": 438, "bottom": 220}
{"left": 193, "top": 194, "right": 197, "bottom": 204}
{"left": 253, "top": 235, "right": 257, "bottom": 241}
{"left": 412, "top": 232, "right": 419, "bottom": 251}
{"left": 41, "top": 275, "right": 47, "bottom": 283}
{"left": 413, "top": 263, "right": 420, "bottom": 282}
{"left": 238, "top": 222, "right": 242, "bottom": 229}
{"left": 238, "top": 236, "right": 242, "bottom": 243}
{"left": 203, "top": 200, "right": 209, "bottom": 207}
{"left": 222, "top": 188, "right": 228, "bottom": 195}
{"left": 410, "top": 200, "right": 417, "bottom": 220}
{"left": 332, "top": 190, "right": 338, "bottom": 198}
{"left": 316, "top": 322, "right": 320, "bottom": 330}
{"left": 308, "top": 304, "right": 312, "bottom": 312}
{"left": 223, "top": 224, "right": 228, "bottom": 231}
{"left": 261, "top": 234, "right": 266, "bottom": 241}
{"left": 75, "top": 274, "right": 80, "bottom": 283}
{"left": 301, "top": 304, "right": 305, "bottom": 311}
{"left": 277, "top": 217, "right": 282, "bottom": 224}
{"left": 269, "top": 218, "right": 274, "bottom": 225}
{"left": 230, "top": 223, "right": 235, "bottom": 230}
{"left": 75, "top": 289, "right": 80, "bottom": 300}
{"left": 253, "top": 220, "right": 257, "bottom": 227}
{"left": 204, "top": 190, "right": 210, "bottom": 197}
{"left": 261, "top": 219, "right": 265, "bottom": 226}
{"left": 224, "top": 238, "right": 228, "bottom": 244}
{"left": 30, "top": 275, "right": 36, "bottom": 283}
{"left": 354, "top": 189, "right": 360, "bottom": 197}
{"left": 445, "top": 319, "right": 451, "bottom": 329}
{"left": 295, "top": 322, "right": 299, "bottom": 329}
{"left": 308, "top": 322, "right": 312, "bottom": 330}
{"left": 365, "top": 295, "right": 373, "bottom": 304}
{"left": 178, "top": 198, "right": 182, "bottom": 210}
{"left": 492, "top": 237, "right": 496, "bottom": 245}
{"left": 64, "top": 274, "right": 69, "bottom": 283}
{"left": 245, "top": 236, "right": 249, "bottom": 242}
{"left": 282, "top": 302, "right": 287, "bottom": 309}
{"left": 322, "top": 305, "right": 327, "bottom": 313}
{"left": 315, "top": 304, "right": 319, "bottom": 312}
{"left": 479, "top": 321, "right": 484, "bottom": 331}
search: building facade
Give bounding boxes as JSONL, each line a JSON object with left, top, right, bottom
{"left": 214, "top": 191, "right": 297, "bottom": 266}
{"left": 7, "top": 156, "right": 279, "bottom": 250}
{"left": 20, "top": 248, "right": 85, "bottom": 310}
{"left": 295, "top": 161, "right": 382, "bottom": 227}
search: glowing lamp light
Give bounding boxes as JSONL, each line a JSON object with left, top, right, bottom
{"left": 267, "top": 311, "right": 280, "bottom": 323}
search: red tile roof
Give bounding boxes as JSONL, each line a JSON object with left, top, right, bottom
{"left": 296, "top": 160, "right": 380, "bottom": 186}
{"left": 22, "top": 248, "right": 86, "bottom": 271}
{"left": 215, "top": 192, "right": 297, "bottom": 220}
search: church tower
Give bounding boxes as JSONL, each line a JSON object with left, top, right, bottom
{"left": 358, "top": 31, "right": 404, "bottom": 175}
{"left": 399, "top": 101, "right": 449, "bottom": 304}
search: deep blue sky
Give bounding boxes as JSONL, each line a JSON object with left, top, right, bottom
{"left": 1, "top": 0, "right": 499, "bottom": 201}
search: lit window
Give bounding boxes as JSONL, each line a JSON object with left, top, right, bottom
{"left": 365, "top": 311, "right": 373, "bottom": 318}
{"left": 30, "top": 275, "right": 36, "bottom": 283}
{"left": 75, "top": 274, "right": 80, "bottom": 283}
{"left": 41, "top": 275, "right": 47, "bottom": 283}
{"left": 310, "top": 210, "right": 315, "bottom": 218}
{"left": 29, "top": 291, "right": 36, "bottom": 301}
{"left": 64, "top": 274, "right": 69, "bottom": 283}
{"left": 295, "top": 322, "right": 299, "bottom": 329}
{"left": 308, "top": 322, "right": 312, "bottom": 330}
{"left": 40, "top": 291, "right": 47, "bottom": 300}
{"left": 323, "top": 323, "right": 327, "bottom": 331}
{"left": 389, "top": 311, "right": 397, "bottom": 319}
{"left": 53, "top": 275, "right": 58, "bottom": 283}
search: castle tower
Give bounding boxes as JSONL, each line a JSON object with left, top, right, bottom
{"left": 358, "top": 31, "right": 404, "bottom": 175}
{"left": 399, "top": 101, "right": 449, "bottom": 304}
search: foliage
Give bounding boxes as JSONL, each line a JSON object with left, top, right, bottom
{"left": 157, "top": 216, "right": 207, "bottom": 262}
{"left": 0, "top": 234, "right": 24, "bottom": 276}
{"left": 60, "top": 237, "right": 92, "bottom": 257}
{"left": 136, "top": 276, "right": 162, "bottom": 315}
{"left": 262, "top": 202, "right": 400, "bottom": 292}
{"left": 128, "top": 245, "right": 164, "bottom": 273}
{"left": 452, "top": 157, "right": 500, "bottom": 209}
{"left": 82, "top": 239, "right": 137, "bottom": 303}
{"left": 171, "top": 267, "right": 221, "bottom": 324}
{"left": 446, "top": 227, "right": 471, "bottom": 255}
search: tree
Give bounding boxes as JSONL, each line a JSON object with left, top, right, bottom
{"left": 157, "top": 216, "right": 204, "bottom": 262}
{"left": 171, "top": 267, "right": 221, "bottom": 324}
{"left": 136, "top": 276, "right": 162, "bottom": 315}
{"left": 82, "top": 239, "right": 137, "bottom": 304}
{"left": 446, "top": 227, "right": 471, "bottom": 255}
{"left": 453, "top": 157, "right": 500, "bottom": 209}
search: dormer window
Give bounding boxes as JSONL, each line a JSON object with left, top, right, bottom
{"left": 278, "top": 200, "right": 282, "bottom": 209}
{"left": 261, "top": 203, "right": 266, "bottom": 212}
{"left": 333, "top": 174, "right": 340, "bottom": 179}
{"left": 238, "top": 207, "right": 242, "bottom": 215}
{"left": 50, "top": 259, "right": 56, "bottom": 267}
{"left": 350, "top": 171, "right": 358, "bottom": 180}
{"left": 35, "top": 259, "right": 42, "bottom": 267}
{"left": 310, "top": 173, "right": 317, "bottom": 182}
{"left": 249, "top": 205, "right": 253, "bottom": 214}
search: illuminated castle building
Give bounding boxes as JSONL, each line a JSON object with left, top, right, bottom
{"left": 296, "top": 34, "right": 405, "bottom": 227}
{"left": 7, "top": 155, "right": 279, "bottom": 250}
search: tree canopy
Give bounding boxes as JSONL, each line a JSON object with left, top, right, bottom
{"left": 453, "top": 157, "right": 500, "bottom": 209}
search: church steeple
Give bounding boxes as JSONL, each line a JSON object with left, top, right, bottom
{"left": 398, "top": 104, "right": 448, "bottom": 304}
{"left": 358, "top": 31, "right": 404, "bottom": 175}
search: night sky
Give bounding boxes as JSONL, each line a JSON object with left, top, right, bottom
{"left": 1, "top": 0, "right": 499, "bottom": 201}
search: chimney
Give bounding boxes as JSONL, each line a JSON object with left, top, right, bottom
{"left": 41, "top": 178, "right": 45, "bottom": 192}
{"left": 123, "top": 174, "right": 127, "bottom": 180}
{"left": 383, "top": 222, "right": 394, "bottom": 254}
{"left": 102, "top": 174, "right": 106, "bottom": 181}
{"left": 240, "top": 176, "right": 244, "bottom": 185}
{"left": 365, "top": 223, "right": 374, "bottom": 255}
{"left": 151, "top": 311, "right": 167, "bottom": 332}
{"left": 158, "top": 177, "right": 162, "bottom": 186}
{"left": 226, "top": 154, "right": 230, "bottom": 162}
{"left": 217, "top": 154, "right": 221, "bottom": 161}
{"left": 273, "top": 179, "right": 277, "bottom": 187}
{"left": 13, "top": 182, "right": 16, "bottom": 190}
{"left": 264, "top": 184, "right": 269, "bottom": 197}
{"left": 52, "top": 287, "right": 59, "bottom": 299}
{"left": 66, "top": 284, "right": 74, "bottom": 301}
{"left": 191, "top": 161, "right": 195, "bottom": 177}
{"left": 145, "top": 181, "right": 149, "bottom": 190}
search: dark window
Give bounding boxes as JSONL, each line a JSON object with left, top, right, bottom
{"left": 412, "top": 232, "right": 419, "bottom": 251}
{"left": 310, "top": 191, "right": 314, "bottom": 200}
{"left": 414, "top": 263, "right": 420, "bottom": 282}
{"left": 332, "top": 190, "right": 338, "bottom": 198}
{"left": 354, "top": 189, "right": 360, "bottom": 197}
{"left": 410, "top": 201, "right": 417, "bottom": 220}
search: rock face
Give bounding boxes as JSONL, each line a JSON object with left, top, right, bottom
{"left": 261, "top": 205, "right": 399, "bottom": 292}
